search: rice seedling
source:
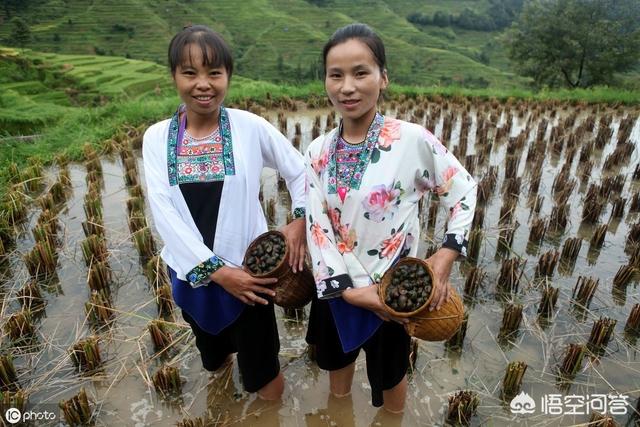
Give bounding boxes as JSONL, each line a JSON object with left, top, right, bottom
{"left": 499, "top": 303, "right": 523, "bottom": 340}
{"left": 496, "top": 223, "right": 518, "bottom": 256}
{"left": 613, "top": 264, "right": 634, "bottom": 288}
{"left": 501, "top": 361, "right": 527, "bottom": 401}
{"left": 528, "top": 217, "right": 547, "bottom": 245}
{"left": 590, "top": 224, "right": 608, "bottom": 249}
{"left": 627, "top": 221, "right": 640, "bottom": 249}
{"left": 23, "top": 165, "right": 44, "bottom": 193}
{"left": 587, "top": 317, "right": 616, "bottom": 354}
{"left": 528, "top": 195, "right": 543, "bottom": 217}
{"left": 156, "top": 283, "right": 174, "bottom": 319}
{"left": 498, "top": 199, "right": 517, "bottom": 226}
{"left": 133, "top": 227, "right": 156, "bottom": 259}
{"left": 497, "top": 258, "right": 525, "bottom": 294}
{"left": 548, "top": 203, "right": 569, "bottom": 234}
{"left": 537, "top": 285, "right": 559, "bottom": 320}
{"left": 125, "top": 168, "right": 139, "bottom": 187}
{"left": 445, "top": 313, "right": 469, "bottom": 351}
{"left": 147, "top": 320, "right": 173, "bottom": 352}
{"left": 59, "top": 387, "right": 93, "bottom": 426}
{"left": 464, "top": 267, "right": 485, "bottom": 300}
{"left": 31, "top": 222, "right": 56, "bottom": 247}
{"left": 466, "top": 229, "right": 483, "bottom": 262}
{"left": 85, "top": 290, "right": 114, "bottom": 324}
{"left": 572, "top": 276, "right": 599, "bottom": 310}
{"left": 176, "top": 417, "right": 207, "bottom": 427}
{"left": 2, "top": 190, "right": 28, "bottom": 225}
{"left": 471, "top": 207, "right": 484, "bottom": 230}
{"left": 557, "top": 343, "right": 586, "bottom": 380}
{"left": 128, "top": 212, "right": 147, "bottom": 234}
{"left": 48, "top": 181, "right": 67, "bottom": 205}
{"left": 631, "top": 246, "right": 640, "bottom": 268}
{"left": 145, "top": 255, "right": 169, "bottom": 292}
{"left": 560, "top": 237, "right": 582, "bottom": 264}
{"left": 128, "top": 184, "right": 144, "bottom": 199}
{"left": 535, "top": 250, "right": 559, "bottom": 278}
{"left": 1, "top": 389, "right": 27, "bottom": 414}
{"left": 17, "top": 280, "right": 45, "bottom": 312}
{"left": 24, "top": 241, "right": 58, "bottom": 278}
{"left": 126, "top": 197, "right": 144, "bottom": 216}
{"left": 69, "top": 336, "right": 102, "bottom": 372}
{"left": 87, "top": 261, "right": 112, "bottom": 292}
{"left": 0, "top": 355, "right": 19, "bottom": 391}
{"left": 83, "top": 191, "right": 103, "bottom": 221}
{"left": 4, "top": 310, "right": 35, "bottom": 341}
{"left": 445, "top": 390, "right": 479, "bottom": 426}
{"left": 152, "top": 364, "right": 182, "bottom": 396}
{"left": 589, "top": 412, "right": 617, "bottom": 427}
{"left": 37, "top": 193, "right": 55, "bottom": 213}
{"left": 7, "top": 162, "right": 21, "bottom": 185}
{"left": 630, "top": 192, "right": 640, "bottom": 212}
{"left": 81, "top": 218, "right": 105, "bottom": 238}
{"left": 609, "top": 197, "right": 626, "bottom": 222}
{"left": 624, "top": 304, "right": 640, "bottom": 335}
{"left": 80, "top": 235, "right": 108, "bottom": 266}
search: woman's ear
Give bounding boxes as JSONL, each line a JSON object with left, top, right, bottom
{"left": 380, "top": 69, "right": 389, "bottom": 91}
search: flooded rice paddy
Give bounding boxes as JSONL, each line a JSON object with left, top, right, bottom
{"left": 1, "top": 98, "right": 640, "bottom": 426}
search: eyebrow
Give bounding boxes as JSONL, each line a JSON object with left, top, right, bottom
{"left": 327, "top": 63, "right": 371, "bottom": 72}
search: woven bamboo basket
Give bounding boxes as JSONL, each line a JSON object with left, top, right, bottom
{"left": 379, "top": 257, "right": 464, "bottom": 341}
{"left": 243, "top": 230, "right": 315, "bottom": 308}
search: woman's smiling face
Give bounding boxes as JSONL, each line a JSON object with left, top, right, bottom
{"left": 324, "top": 38, "right": 388, "bottom": 124}
{"left": 173, "top": 44, "right": 229, "bottom": 117}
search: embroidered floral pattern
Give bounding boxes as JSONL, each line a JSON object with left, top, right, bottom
{"left": 326, "top": 113, "right": 385, "bottom": 195}
{"left": 362, "top": 181, "right": 403, "bottom": 222}
{"left": 176, "top": 128, "right": 226, "bottom": 184}
{"left": 293, "top": 207, "right": 306, "bottom": 219}
{"left": 310, "top": 222, "right": 330, "bottom": 248}
{"left": 167, "top": 105, "right": 235, "bottom": 186}
{"left": 186, "top": 255, "right": 225, "bottom": 287}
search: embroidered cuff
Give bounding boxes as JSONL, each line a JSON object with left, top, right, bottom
{"left": 293, "top": 207, "right": 306, "bottom": 219}
{"left": 186, "top": 255, "right": 225, "bottom": 288}
{"left": 442, "top": 233, "right": 468, "bottom": 258}
{"left": 317, "top": 274, "right": 353, "bottom": 300}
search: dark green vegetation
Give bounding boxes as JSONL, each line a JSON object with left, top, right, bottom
{"left": 1, "top": 0, "right": 535, "bottom": 88}
{"left": 507, "top": 0, "right": 640, "bottom": 88}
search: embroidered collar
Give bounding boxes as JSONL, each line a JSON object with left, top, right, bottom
{"left": 167, "top": 105, "right": 235, "bottom": 186}
{"left": 326, "top": 112, "right": 384, "bottom": 194}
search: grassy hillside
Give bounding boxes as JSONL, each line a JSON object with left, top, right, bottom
{"left": 0, "top": 0, "right": 532, "bottom": 88}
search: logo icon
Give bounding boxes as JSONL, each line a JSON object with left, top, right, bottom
{"left": 5, "top": 408, "right": 21, "bottom": 424}
{"left": 510, "top": 391, "right": 536, "bottom": 414}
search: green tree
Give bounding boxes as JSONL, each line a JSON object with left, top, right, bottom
{"left": 10, "top": 17, "right": 32, "bottom": 50}
{"left": 507, "top": 0, "right": 640, "bottom": 88}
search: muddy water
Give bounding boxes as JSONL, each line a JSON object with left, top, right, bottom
{"left": 2, "top": 104, "right": 640, "bottom": 426}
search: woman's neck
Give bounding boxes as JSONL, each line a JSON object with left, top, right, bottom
{"left": 340, "top": 108, "right": 377, "bottom": 144}
{"left": 184, "top": 108, "right": 220, "bottom": 138}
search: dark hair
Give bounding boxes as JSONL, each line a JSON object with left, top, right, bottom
{"left": 168, "top": 25, "right": 233, "bottom": 78}
{"left": 322, "top": 23, "right": 386, "bottom": 73}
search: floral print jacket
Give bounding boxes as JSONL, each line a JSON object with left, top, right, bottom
{"left": 305, "top": 113, "right": 477, "bottom": 300}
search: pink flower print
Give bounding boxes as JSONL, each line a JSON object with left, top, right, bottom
{"left": 441, "top": 166, "right": 459, "bottom": 182}
{"left": 436, "top": 166, "right": 458, "bottom": 196}
{"left": 380, "top": 231, "right": 404, "bottom": 259}
{"left": 378, "top": 118, "right": 401, "bottom": 150}
{"left": 416, "top": 171, "right": 435, "bottom": 194}
{"left": 311, "top": 149, "right": 330, "bottom": 174}
{"left": 310, "top": 222, "right": 329, "bottom": 248}
{"left": 336, "top": 225, "right": 357, "bottom": 254}
{"left": 327, "top": 208, "right": 342, "bottom": 234}
{"left": 362, "top": 183, "right": 402, "bottom": 223}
